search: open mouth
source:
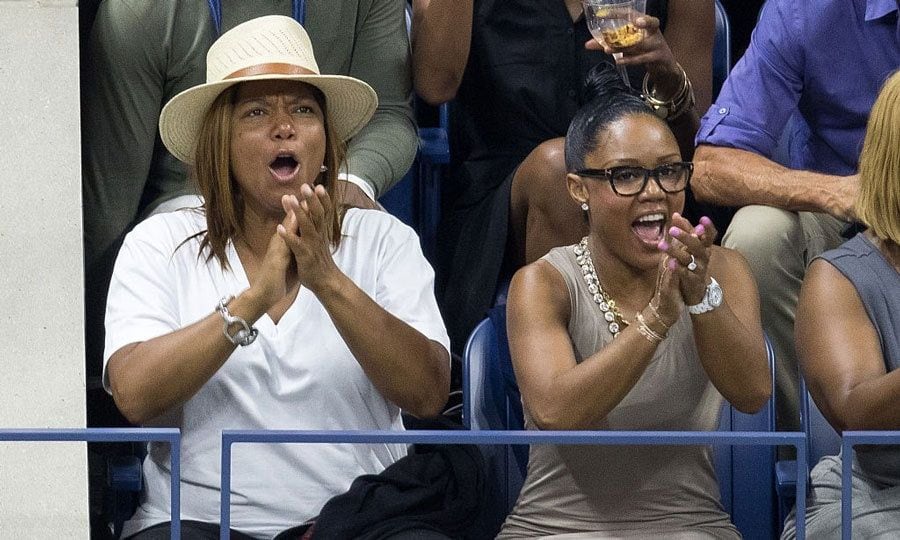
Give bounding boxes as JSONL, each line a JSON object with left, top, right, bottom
{"left": 631, "top": 212, "right": 666, "bottom": 246}
{"left": 269, "top": 154, "right": 300, "bottom": 182}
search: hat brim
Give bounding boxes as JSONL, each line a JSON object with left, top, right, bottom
{"left": 159, "top": 73, "right": 378, "bottom": 164}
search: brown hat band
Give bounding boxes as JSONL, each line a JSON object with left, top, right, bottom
{"left": 225, "top": 63, "right": 317, "bottom": 80}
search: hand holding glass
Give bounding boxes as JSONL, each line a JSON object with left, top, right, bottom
{"left": 582, "top": 0, "right": 647, "bottom": 85}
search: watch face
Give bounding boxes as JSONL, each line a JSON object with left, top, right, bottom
{"left": 708, "top": 281, "right": 724, "bottom": 307}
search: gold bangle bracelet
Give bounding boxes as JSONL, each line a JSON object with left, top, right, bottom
{"left": 636, "top": 312, "right": 665, "bottom": 344}
{"left": 648, "top": 302, "right": 672, "bottom": 330}
{"left": 642, "top": 63, "right": 695, "bottom": 122}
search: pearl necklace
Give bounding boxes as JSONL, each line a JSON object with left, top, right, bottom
{"left": 574, "top": 236, "right": 629, "bottom": 337}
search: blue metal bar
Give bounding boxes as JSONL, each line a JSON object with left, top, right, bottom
{"left": 0, "top": 428, "right": 181, "bottom": 540}
{"left": 219, "top": 429, "right": 807, "bottom": 539}
{"left": 840, "top": 431, "right": 900, "bottom": 540}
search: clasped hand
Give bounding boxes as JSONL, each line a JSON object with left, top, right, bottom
{"left": 254, "top": 184, "right": 342, "bottom": 309}
{"left": 651, "top": 213, "right": 717, "bottom": 324}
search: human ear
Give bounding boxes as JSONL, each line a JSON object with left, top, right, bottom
{"left": 567, "top": 173, "right": 589, "bottom": 207}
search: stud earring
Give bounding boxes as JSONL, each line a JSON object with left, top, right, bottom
{"left": 581, "top": 202, "right": 589, "bottom": 211}
{"left": 320, "top": 165, "right": 328, "bottom": 173}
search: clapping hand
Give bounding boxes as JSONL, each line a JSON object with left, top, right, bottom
{"left": 657, "top": 213, "right": 716, "bottom": 306}
{"left": 277, "top": 184, "right": 342, "bottom": 294}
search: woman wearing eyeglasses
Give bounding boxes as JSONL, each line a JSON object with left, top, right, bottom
{"left": 497, "top": 63, "right": 771, "bottom": 538}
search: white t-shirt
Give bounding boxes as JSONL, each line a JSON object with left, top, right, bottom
{"left": 103, "top": 208, "right": 450, "bottom": 538}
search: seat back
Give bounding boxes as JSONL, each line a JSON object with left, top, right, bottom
{"left": 462, "top": 306, "right": 527, "bottom": 533}
{"left": 714, "top": 335, "right": 778, "bottom": 539}
{"left": 379, "top": 1, "right": 447, "bottom": 262}
{"left": 464, "top": 308, "right": 779, "bottom": 539}
{"left": 801, "top": 377, "right": 842, "bottom": 464}
{"left": 713, "top": 0, "right": 731, "bottom": 98}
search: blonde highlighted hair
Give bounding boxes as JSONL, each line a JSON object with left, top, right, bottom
{"left": 191, "top": 84, "right": 346, "bottom": 269}
{"left": 856, "top": 70, "right": 900, "bottom": 245}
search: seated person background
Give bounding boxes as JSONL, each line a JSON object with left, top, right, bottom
{"left": 692, "top": 0, "right": 900, "bottom": 431}
{"left": 411, "top": 0, "right": 714, "bottom": 352}
{"left": 498, "top": 63, "right": 770, "bottom": 538}
{"left": 83, "top": 0, "right": 416, "bottom": 424}
{"left": 102, "top": 17, "right": 449, "bottom": 538}
{"left": 781, "top": 70, "right": 900, "bottom": 540}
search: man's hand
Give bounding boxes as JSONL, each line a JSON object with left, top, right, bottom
{"left": 825, "top": 173, "right": 860, "bottom": 221}
{"left": 340, "top": 180, "right": 380, "bottom": 210}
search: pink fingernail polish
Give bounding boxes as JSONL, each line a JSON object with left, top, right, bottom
{"left": 669, "top": 227, "right": 680, "bottom": 237}
{"left": 668, "top": 259, "right": 677, "bottom": 270}
{"left": 700, "top": 216, "right": 712, "bottom": 226}
{"left": 658, "top": 240, "right": 669, "bottom": 251}
{"left": 695, "top": 224, "right": 706, "bottom": 236}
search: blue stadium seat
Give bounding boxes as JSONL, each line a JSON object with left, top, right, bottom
{"left": 463, "top": 306, "right": 780, "bottom": 538}
{"left": 775, "top": 378, "right": 842, "bottom": 527}
{"left": 380, "top": 2, "right": 448, "bottom": 262}
{"left": 713, "top": 0, "right": 732, "bottom": 99}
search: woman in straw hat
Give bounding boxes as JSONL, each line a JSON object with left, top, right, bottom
{"left": 102, "top": 16, "right": 450, "bottom": 538}
{"left": 780, "top": 70, "right": 900, "bottom": 539}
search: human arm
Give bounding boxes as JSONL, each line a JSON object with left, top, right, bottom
{"left": 281, "top": 186, "right": 450, "bottom": 418}
{"left": 106, "top": 216, "right": 297, "bottom": 425}
{"left": 344, "top": 0, "right": 418, "bottom": 198}
{"left": 508, "top": 262, "right": 670, "bottom": 430}
{"left": 797, "top": 257, "right": 900, "bottom": 431}
{"left": 82, "top": 0, "right": 181, "bottom": 269}
{"left": 410, "top": 0, "right": 475, "bottom": 105}
{"left": 661, "top": 214, "right": 771, "bottom": 412}
{"left": 690, "top": 0, "right": 859, "bottom": 220}
{"left": 692, "top": 145, "right": 859, "bottom": 219}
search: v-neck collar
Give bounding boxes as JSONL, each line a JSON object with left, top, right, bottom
{"left": 226, "top": 241, "right": 307, "bottom": 334}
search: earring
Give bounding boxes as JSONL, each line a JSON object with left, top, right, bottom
{"left": 320, "top": 165, "right": 328, "bottom": 173}
{"left": 581, "top": 202, "right": 589, "bottom": 211}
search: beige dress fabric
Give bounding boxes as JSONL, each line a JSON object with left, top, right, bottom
{"left": 497, "top": 245, "right": 740, "bottom": 539}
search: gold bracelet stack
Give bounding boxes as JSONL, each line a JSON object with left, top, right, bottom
{"left": 636, "top": 311, "right": 666, "bottom": 344}
{"left": 648, "top": 302, "right": 673, "bottom": 330}
{"left": 642, "top": 62, "right": 695, "bottom": 122}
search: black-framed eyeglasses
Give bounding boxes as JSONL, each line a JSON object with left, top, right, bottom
{"left": 574, "top": 162, "right": 693, "bottom": 196}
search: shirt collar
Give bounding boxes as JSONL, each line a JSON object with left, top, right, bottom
{"left": 866, "top": 0, "right": 899, "bottom": 21}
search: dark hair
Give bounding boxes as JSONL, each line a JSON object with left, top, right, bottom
{"left": 564, "top": 62, "right": 660, "bottom": 171}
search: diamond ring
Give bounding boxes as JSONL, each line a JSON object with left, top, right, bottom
{"left": 687, "top": 255, "right": 698, "bottom": 272}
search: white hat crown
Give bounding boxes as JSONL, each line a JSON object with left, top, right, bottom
{"left": 159, "top": 15, "right": 377, "bottom": 164}
{"left": 205, "top": 15, "right": 321, "bottom": 83}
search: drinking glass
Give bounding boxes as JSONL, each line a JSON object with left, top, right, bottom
{"left": 582, "top": 0, "right": 647, "bottom": 86}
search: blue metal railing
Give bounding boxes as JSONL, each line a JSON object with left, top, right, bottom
{"left": 840, "top": 431, "right": 900, "bottom": 540}
{"left": 221, "top": 429, "right": 808, "bottom": 539}
{"left": 0, "top": 428, "right": 181, "bottom": 539}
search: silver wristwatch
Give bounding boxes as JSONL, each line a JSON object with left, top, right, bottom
{"left": 687, "top": 277, "right": 723, "bottom": 315}
{"left": 216, "top": 295, "right": 259, "bottom": 346}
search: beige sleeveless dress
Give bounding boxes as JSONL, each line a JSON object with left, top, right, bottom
{"left": 497, "top": 246, "right": 740, "bottom": 539}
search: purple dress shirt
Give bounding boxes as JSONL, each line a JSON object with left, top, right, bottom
{"left": 696, "top": 0, "right": 900, "bottom": 175}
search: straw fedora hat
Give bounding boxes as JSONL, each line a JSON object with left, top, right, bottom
{"left": 159, "top": 15, "right": 378, "bottom": 164}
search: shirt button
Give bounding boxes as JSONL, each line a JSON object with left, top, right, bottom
{"left": 718, "top": 107, "right": 728, "bottom": 114}
{"left": 568, "top": 89, "right": 577, "bottom": 98}
{"left": 567, "top": 27, "right": 574, "bottom": 35}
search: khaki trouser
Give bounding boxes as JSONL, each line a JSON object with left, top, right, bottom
{"left": 722, "top": 205, "right": 846, "bottom": 431}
